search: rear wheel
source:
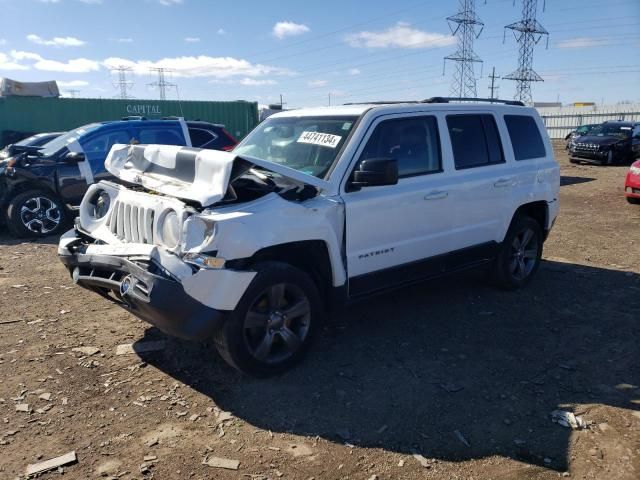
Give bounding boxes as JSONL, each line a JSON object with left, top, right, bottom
{"left": 6, "top": 190, "right": 68, "bottom": 238}
{"left": 491, "top": 216, "right": 543, "bottom": 290}
{"left": 214, "top": 261, "right": 323, "bottom": 376}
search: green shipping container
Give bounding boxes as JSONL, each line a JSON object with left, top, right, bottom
{"left": 0, "top": 96, "right": 259, "bottom": 147}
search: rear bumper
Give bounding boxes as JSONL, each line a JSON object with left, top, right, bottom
{"left": 58, "top": 234, "right": 229, "bottom": 341}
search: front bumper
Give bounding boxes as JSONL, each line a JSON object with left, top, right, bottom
{"left": 625, "top": 173, "right": 640, "bottom": 199}
{"left": 58, "top": 231, "right": 246, "bottom": 341}
{"left": 569, "top": 150, "right": 608, "bottom": 164}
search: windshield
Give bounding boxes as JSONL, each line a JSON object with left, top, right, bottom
{"left": 576, "top": 125, "right": 596, "bottom": 134}
{"left": 234, "top": 116, "right": 358, "bottom": 178}
{"left": 39, "top": 123, "right": 102, "bottom": 157}
{"left": 589, "top": 124, "right": 633, "bottom": 139}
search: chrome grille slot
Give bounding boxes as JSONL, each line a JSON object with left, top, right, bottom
{"left": 106, "top": 199, "right": 156, "bottom": 244}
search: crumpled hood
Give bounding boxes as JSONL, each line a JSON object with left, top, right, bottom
{"left": 105, "top": 144, "right": 331, "bottom": 207}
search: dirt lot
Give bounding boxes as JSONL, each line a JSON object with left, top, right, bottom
{"left": 0, "top": 143, "right": 638, "bottom": 480}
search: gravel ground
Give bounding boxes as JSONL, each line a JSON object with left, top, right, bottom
{"left": 0, "top": 143, "right": 638, "bottom": 480}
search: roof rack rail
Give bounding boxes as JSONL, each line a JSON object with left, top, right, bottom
{"left": 421, "top": 97, "right": 526, "bottom": 106}
{"left": 121, "top": 116, "right": 147, "bottom": 121}
{"left": 343, "top": 101, "right": 420, "bottom": 106}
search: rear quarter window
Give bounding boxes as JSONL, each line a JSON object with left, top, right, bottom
{"left": 504, "top": 115, "right": 547, "bottom": 161}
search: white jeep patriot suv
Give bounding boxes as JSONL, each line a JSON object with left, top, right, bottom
{"left": 59, "top": 98, "right": 560, "bottom": 375}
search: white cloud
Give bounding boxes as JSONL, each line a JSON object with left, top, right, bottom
{"left": 217, "top": 29, "right": 226, "bottom": 36}
{"left": 115, "top": 38, "right": 133, "bottom": 43}
{"left": 348, "top": 68, "right": 361, "bottom": 76}
{"left": 308, "top": 79, "right": 328, "bottom": 88}
{"left": 238, "top": 78, "right": 277, "bottom": 86}
{"left": 27, "top": 34, "right": 86, "bottom": 47}
{"left": 158, "top": 0, "right": 182, "bottom": 5}
{"left": 57, "top": 80, "right": 90, "bottom": 87}
{"left": 0, "top": 52, "right": 30, "bottom": 71}
{"left": 556, "top": 37, "right": 611, "bottom": 49}
{"left": 272, "top": 21, "right": 310, "bottom": 40}
{"left": 184, "top": 37, "right": 200, "bottom": 43}
{"left": 103, "top": 55, "right": 293, "bottom": 80}
{"left": 0, "top": 39, "right": 6, "bottom": 46}
{"left": 346, "top": 22, "right": 455, "bottom": 49}
{"left": 9, "top": 50, "right": 100, "bottom": 72}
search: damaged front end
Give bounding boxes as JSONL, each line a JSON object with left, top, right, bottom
{"left": 58, "top": 144, "right": 344, "bottom": 341}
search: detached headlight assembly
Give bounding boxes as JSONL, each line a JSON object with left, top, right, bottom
{"left": 159, "top": 210, "right": 181, "bottom": 249}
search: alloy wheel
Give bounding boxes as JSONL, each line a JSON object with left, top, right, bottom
{"left": 20, "top": 196, "right": 62, "bottom": 234}
{"left": 242, "top": 283, "right": 311, "bottom": 365}
{"left": 509, "top": 227, "right": 539, "bottom": 281}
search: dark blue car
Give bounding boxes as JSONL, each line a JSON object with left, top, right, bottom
{"left": 0, "top": 118, "right": 237, "bottom": 238}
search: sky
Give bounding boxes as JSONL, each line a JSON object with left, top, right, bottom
{"left": 0, "top": 0, "right": 638, "bottom": 108}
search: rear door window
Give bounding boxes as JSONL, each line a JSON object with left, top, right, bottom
{"left": 135, "top": 126, "right": 185, "bottom": 146}
{"left": 447, "top": 114, "right": 504, "bottom": 169}
{"left": 504, "top": 115, "right": 546, "bottom": 160}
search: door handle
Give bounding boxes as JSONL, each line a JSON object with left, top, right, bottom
{"left": 494, "top": 178, "right": 513, "bottom": 188}
{"left": 424, "top": 190, "right": 448, "bottom": 201}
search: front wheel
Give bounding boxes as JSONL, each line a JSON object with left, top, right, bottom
{"left": 213, "top": 262, "right": 323, "bottom": 376}
{"left": 491, "top": 216, "right": 543, "bottom": 290}
{"left": 627, "top": 197, "right": 640, "bottom": 205}
{"left": 6, "top": 190, "right": 68, "bottom": 238}
{"left": 605, "top": 150, "right": 615, "bottom": 166}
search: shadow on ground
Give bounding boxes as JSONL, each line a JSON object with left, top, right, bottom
{"left": 0, "top": 230, "right": 59, "bottom": 246}
{"left": 141, "top": 260, "right": 640, "bottom": 472}
{"left": 560, "top": 176, "right": 596, "bottom": 187}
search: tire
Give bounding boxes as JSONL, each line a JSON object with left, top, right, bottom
{"left": 491, "top": 216, "right": 543, "bottom": 290}
{"left": 6, "top": 190, "right": 68, "bottom": 238}
{"left": 605, "top": 150, "right": 614, "bottom": 166}
{"left": 213, "top": 261, "right": 324, "bottom": 376}
{"left": 627, "top": 197, "right": 640, "bottom": 205}
{"left": 569, "top": 158, "right": 578, "bottom": 164}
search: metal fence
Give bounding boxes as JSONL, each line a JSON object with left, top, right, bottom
{"left": 537, "top": 105, "right": 640, "bottom": 139}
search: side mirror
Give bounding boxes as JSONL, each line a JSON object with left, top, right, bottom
{"left": 64, "top": 151, "right": 86, "bottom": 164}
{"left": 350, "top": 158, "right": 398, "bottom": 189}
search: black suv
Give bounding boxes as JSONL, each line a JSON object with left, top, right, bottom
{"left": 569, "top": 121, "right": 640, "bottom": 166}
{"left": 0, "top": 118, "right": 237, "bottom": 238}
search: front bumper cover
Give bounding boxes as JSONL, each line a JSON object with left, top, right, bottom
{"left": 59, "top": 239, "right": 227, "bottom": 341}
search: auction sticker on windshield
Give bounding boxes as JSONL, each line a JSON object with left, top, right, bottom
{"left": 297, "top": 131, "right": 342, "bottom": 148}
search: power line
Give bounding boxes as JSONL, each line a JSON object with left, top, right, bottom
{"left": 503, "top": 0, "right": 549, "bottom": 104}
{"left": 65, "top": 90, "right": 80, "bottom": 98}
{"left": 148, "top": 68, "right": 176, "bottom": 101}
{"left": 444, "top": 0, "right": 485, "bottom": 98}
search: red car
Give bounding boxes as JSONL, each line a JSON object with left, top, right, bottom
{"left": 625, "top": 160, "right": 640, "bottom": 204}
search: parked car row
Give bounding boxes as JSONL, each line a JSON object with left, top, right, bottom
{"left": 0, "top": 117, "right": 237, "bottom": 238}
{"left": 567, "top": 120, "right": 640, "bottom": 166}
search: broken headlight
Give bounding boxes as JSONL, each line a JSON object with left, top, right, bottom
{"left": 88, "top": 189, "right": 111, "bottom": 220}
